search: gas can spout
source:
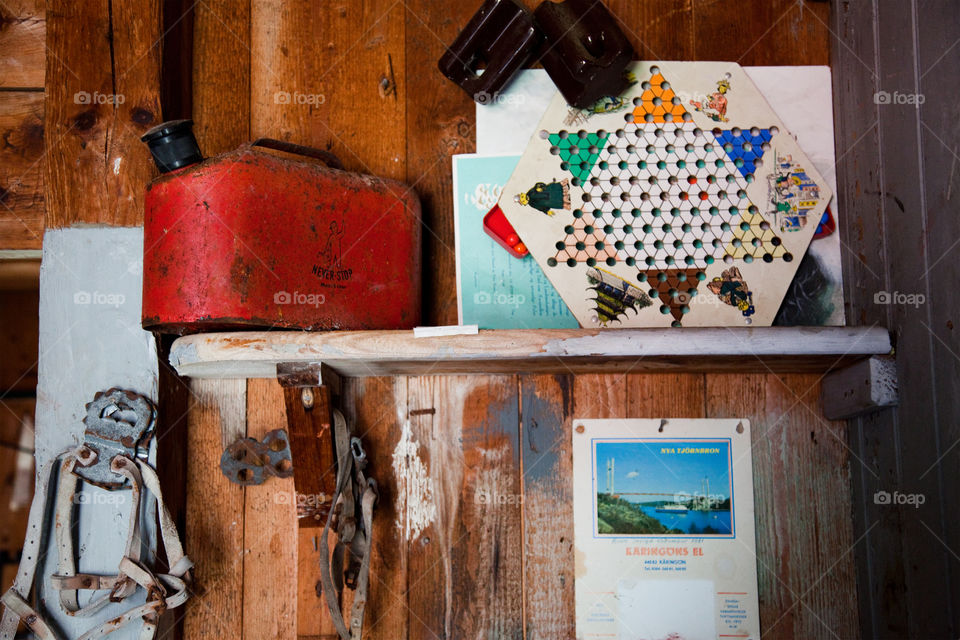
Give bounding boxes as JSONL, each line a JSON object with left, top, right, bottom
{"left": 141, "top": 119, "right": 204, "bottom": 173}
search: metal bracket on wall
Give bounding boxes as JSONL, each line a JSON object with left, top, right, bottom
{"left": 277, "top": 362, "right": 340, "bottom": 527}
{"left": 220, "top": 429, "right": 294, "bottom": 485}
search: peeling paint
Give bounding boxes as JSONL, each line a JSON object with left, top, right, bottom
{"left": 472, "top": 445, "right": 511, "bottom": 506}
{"left": 391, "top": 419, "right": 437, "bottom": 542}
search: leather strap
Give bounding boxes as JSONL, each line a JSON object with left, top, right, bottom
{"left": 0, "top": 448, "right": 192, "bottom": 639}
{"left": 0, "top": 456, "right": 61, "bottom": 640}
{"left": 318, "top": 410, "right": 377, "bottom": 640}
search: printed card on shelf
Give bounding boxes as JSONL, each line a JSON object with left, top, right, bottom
{"left": 453, "top": 153, "right": 578, "bottom": 329}
{"left": 572, "top": 418, "right": 759, "bottom": 640}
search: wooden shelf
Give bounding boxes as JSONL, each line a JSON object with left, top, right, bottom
{"left": 169, "top": 326, "right": 892, "bottom": 378}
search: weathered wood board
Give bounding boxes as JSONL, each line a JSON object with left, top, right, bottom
{"left": 832, "top": 0, "right": 960, "bottom": 636}
{"left": 169, "top": 327, "right": 892, "bottom": 379}
{"left": 0, "top": 0, "right": 44, "bottom": 89}
{"left": 28, "top": 0, "right": 950, "bottom": 638}
{"left": 43, "top": 0, "right": 161, "bottom": 229}
{"left": 178, "top": 371, "right": 858, "bottom": 639}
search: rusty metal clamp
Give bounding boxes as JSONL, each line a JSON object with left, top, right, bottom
{"left": 220, "top": 429, "right": 295, "bottom": 485}
{"left": 74, "top": 388, "right": 157, "bottom": 489}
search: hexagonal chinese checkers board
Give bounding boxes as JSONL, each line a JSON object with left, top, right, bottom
{"left": 500, "top": 62, "right": 831, "bottom": 327}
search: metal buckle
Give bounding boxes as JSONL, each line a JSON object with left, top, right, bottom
{"left": 73, "top": 389, "right": 157, "bottom": 490}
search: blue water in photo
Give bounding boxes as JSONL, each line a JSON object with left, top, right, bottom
{"left": 638, "top": 505, "right": 733, "bottom": 535}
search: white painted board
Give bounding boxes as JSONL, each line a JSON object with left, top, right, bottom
{"left": 33, "top": 227, "right": 158, "bottom": 638}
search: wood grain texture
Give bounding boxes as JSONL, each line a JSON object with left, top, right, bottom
{"left": 0, "top": 0, "right": 43, "bottom": 250}
{"left": 916, "top": 0, "right": 960, "bottom": 632}
{"left": 0, "top": 0, "right": 44, "bottom": 88}
{"left": 706, "top": 374, "right": 859, "bottom": 639}
{"left": 874, "top": 1, "right": 953, "bottom": 637}
{"left": 163, "top": 1, "right": 900, "bottom": 637}
{"left": 692, "top": 0, "right": 829, "bottom": 66}
{"left": 520, "top": 374, "right": 576, "bottom": 640}
{"left": 169, "top": 327, "right": 893, "bottom": 379}
{"left": 341, "top": 376, "right": 407, "bottom": 640}
{"left": 625, "top": 373, "right": 706, "bottom": 418}
{"left": 606, "top": 0, "right": 695, "bottom": 61}
{"left": 244, "top": 378, "right": 298, "bottom": 639}
{"left": 183, "top": 378, "right": 246, "bottom": 639}
{"left": 154, "top": 335, "right": 191, "bottom": 640}
{"left": 44, "top": 0, "right": 161, "bottom": 229}
{"left": 296, "top": 528, "right": 337, "bottom": 640}
{"left": 832, "top": 0, "right": 960, "bottom": 637}
{"left": 279, "top": 383, "right": 336, "bottom": 527}
{"left": 405, "top": 375, "right": 523, "bottom": 640}
{"left": 250, "top": 0, "right": 406, "bottom": 178}
{"left": 829, "top": 2, "right": 901, "bottom": 638}
{"left": 404, "top": 0, "right": 476, "bottom": 325}
{"left": 0, "top": 92, "right": 44, "bottom": 249}
{"left": 191, "top": 0, "right": 250, "bottom": 155}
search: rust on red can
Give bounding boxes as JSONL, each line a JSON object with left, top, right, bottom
{"left": 142, "top": 141, "right": 421, "bottom": 333}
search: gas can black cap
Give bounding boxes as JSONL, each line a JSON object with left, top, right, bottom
{"left": 141, "top": 119, "right": 203, "bottom": 173}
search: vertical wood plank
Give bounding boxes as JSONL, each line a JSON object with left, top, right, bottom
{"left": 191, "top": 0, "right": 250, "bottom": 155}
{"left": 244, "top": 377, "right": 298, "bottom": 639}
{"left": 405, "top": 375, "right": 523, "bottom": 640}
{"left": 159, "top": 0, "right": 194, "bottom": 122}
{"left": 0, "top": 398, "right": 33, "bottom": 554}
{"left": 607, "top": 0, "right": 695, "bottom": 60}
{"left": 872, "top": 1, "right": 952, "bottom": 636}
{"left": 692, "top": 0, "right": 829, "bottom": 66}
{"left": 154, "top": 336, "right": 191, "bottom": 640}
{"left": 341, "top": 376, "right": 408, "bottom": 640}
{"left": 0, "top": 92, "right": 44, "bottom": 249}
{"left": 520, "top": 374, "right": 576, "bottom": 640}
{"left": 250, "top": 0, "right": 406, "bottom": 178}
{"left": 625, "top": 373, "right": 706, "bottom": 418}
{"left": 295, "top": 528, "right": 334, "bottom": 640}
{"left": 177, "top": 4, "right": 253, "bottom": 638}
{"left": 184, "top": 378, "right": 246, "bottom": 639}
{"left": 0, "top": 289, "right": 39, "bottom": 393}
{"left": 44, "top": 0, "right": 162, "bottom": 228}
{"left": 572, "top": 373, "right": 628, "bottom": 418}
{"left": 404, "top": 0, "right": 476, "bottom": 325}
{"left": 916, "top": 0, "right": 960, "bottom": 631}
{"left": 706, "top": 373, "right": 859, "bottom": 639}
{"left": 830, "top": 2, "right": 903, "bottom": 638}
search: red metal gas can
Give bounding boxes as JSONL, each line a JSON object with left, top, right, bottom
{"left": 141, "top": 122, "right": 421, "bottom": 333}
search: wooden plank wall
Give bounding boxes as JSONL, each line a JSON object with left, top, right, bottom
{"left": 0, "top": 0, "right": 44, "bottom": 248}
{"left": 179, "top": 370, "right": 858, "bottom": 639}
{"left": 832, "top": 1, "right": 960, "bottom": 638}
{"left": 44, "top": 0, "right": 161, "bottom": 229}
{"left": 0, "top": 0, "right": 44, "bottom": 598}
{"left": 30, "top": 0, "right": 941, "bottom": 637}
{"left": 166, "top": 1, "right": 867, "bottom": 638}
